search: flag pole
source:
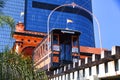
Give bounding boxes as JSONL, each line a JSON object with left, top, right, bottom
{"left": 66, "top": 19, "right": 73, "bottom": 29}
{"left": 66, "top": 21, "right": 68, "bottom": 29}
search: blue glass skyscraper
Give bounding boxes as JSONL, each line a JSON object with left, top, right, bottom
{"left": 25, "top": 0, "right": 95, "bottom": 47}
{"left": 0, "top": 0, "right": 25, "bottom": 52}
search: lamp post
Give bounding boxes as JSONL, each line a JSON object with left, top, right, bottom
{"left": 47, "top": 2, "right": 102, "bottom": 71}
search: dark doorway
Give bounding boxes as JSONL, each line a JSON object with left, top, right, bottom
{"left": 60, "top": 34, "right": 72, "bottom": 62}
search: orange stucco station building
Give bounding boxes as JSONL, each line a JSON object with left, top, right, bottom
{"left": 13, "top": 22, "right": 46, "bottom": 57}
{"left": 13, "top": 22, "right": 104, "bottom": 58}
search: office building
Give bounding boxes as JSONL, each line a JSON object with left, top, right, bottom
{"left": 25, "top": 0, "right": 95, "bottom": 47}
{"left": 0, "top": 0, "right": 25, "bottom": 52}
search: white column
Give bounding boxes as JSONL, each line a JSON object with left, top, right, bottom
{"left": 62, "top": 75, "right": 65, "bottom": 80}
{"left": 85, "top": 57, "right": 88, "bottom": 64}
{"left": 98, "top": 63, "right": 105, "bottom": 77}
{"left": 92, "top": 66, "right": 97, "bottom": 76}
{"left": 59, "top": 76, "right": 61, "bottom": 80}
{"left": 56, "top": 77, "right": 58, "bottom": 80}
{"left": 65, "top": 74, "right": 68, "bottom": 80}
{"left": 74, "top": 71, "right": 77, "bottom": 80}
{"left": 112, "top": 46, "right": 116, "bottom": 55}
{"left": 80, "top": 70, "right": 83, "bottom": 78}
{"left": 64, "top": 66, "right": 66, "bottom": 71}
{"left": 72, "top": 72, "right": 74, "bottom": 80}
{"left": 78, "top": 60, "right": 81, "bottom": 66}
{"left": 92, "top": 54, "right": 95, "bottom": 61}
{"left": 70, "top": 72, "right": 73, "bottom": 80}
{"left": 118, "top": 59, "right": 120, "bottom": 72}
{"left": 53, "top": 77, "right": 56, "bottom": 80}
{"left": 101, "top": 51, "right": 105, "bottom": 59}
{"left": 54, "top": 70, "right": 56, "bottom": 75}
{"left": 108, "top": 61, "right": 116, "bottom": 76}
{"left": 85, "top": 68, "right": 89, "bottom": 78}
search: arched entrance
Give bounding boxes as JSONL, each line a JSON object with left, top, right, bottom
{"left": 22, "top": 46, "right": 35, "bottom": 57}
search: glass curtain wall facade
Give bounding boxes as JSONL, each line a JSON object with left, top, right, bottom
{"left": 25, "top": 0, "right": 95, "bottom": 47}
{"left": 0, "top": 0, "right": 25, "bottom": 52}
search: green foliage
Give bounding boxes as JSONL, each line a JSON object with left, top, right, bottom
{"left": 0, "top": 15, "right": 15, "bottom": 28}
{"left": 0, "top": 15, "right": 15, "bottom": 35}
{"left": 0, "top": 51, "right": 48, "bottom": 80}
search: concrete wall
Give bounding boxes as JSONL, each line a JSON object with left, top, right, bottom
{"left": 49, "top": 46, "right": 120, "bottom": 80}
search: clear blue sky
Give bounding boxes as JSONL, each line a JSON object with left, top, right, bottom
{"left": 92, "top": 0, "right": 120, "bottom": 49}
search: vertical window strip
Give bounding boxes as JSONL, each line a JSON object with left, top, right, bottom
{"left": 105, "top": 62, "right": 108, "bottom": 73}
{"left": 115, "top": 60, "right": 119, "bottom": 71}
{"left": 96, "top": 65, "right": 99, "bottom": 74}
